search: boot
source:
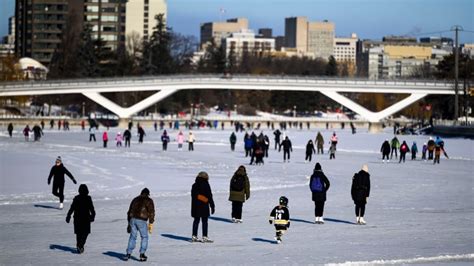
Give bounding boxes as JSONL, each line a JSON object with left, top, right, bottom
{"left": 202, "top": 236, "right": 214, "bottom": 243}
{"left": 359, "top": 217, "right": 366, "bottom": 225}
{"left": 191, "top": 235, "right": 200, "bottom": 242}
{"left": 356, "top": 216, "right": 360, "bottom": 224}
{"left": 319, "top": 217, "right": 325, "bottom": 224}
{"left": 59, "top": 203, "right": 64, "bottom": 209}
{"left": 124, "top": 254, "right": 131, "bottom": 261}
{"left": 139, "top": 253, "right": 148, "bottom": 262}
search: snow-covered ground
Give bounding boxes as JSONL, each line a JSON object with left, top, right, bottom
{"left": 0, "top": 126, "right": 473, "bottom": 265}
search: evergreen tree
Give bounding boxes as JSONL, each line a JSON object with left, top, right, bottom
{"left": 141, "top": 14, "right": 173, "bottom": 74}
{"left": 325, "top": 56, "right": 338, "bottom": 76}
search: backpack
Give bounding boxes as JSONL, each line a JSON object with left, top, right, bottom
{"left": 310, "top": 176, "right": 324, "bottom": 192}
{"left": 401, "top": 144, "right": 407, "bottom": 152}
{"left": 231, "top": 175, "right": 245, "bottom": 191}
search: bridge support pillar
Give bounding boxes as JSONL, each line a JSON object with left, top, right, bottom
{"left": 118, "top": 118, "right": 130, "bottom": 129}
{"left": 368, "top": 122, "right": 384, "bottom": 133}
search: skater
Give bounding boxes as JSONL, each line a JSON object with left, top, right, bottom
{"left": 279, "top": 136, "right": 293, "bottom": 162}
{"left": 125, "top": 188, "right": 155, "bottom": 262}
{"left": 32, "top": 124, "right": 43, "bottom": 141}
{"left": 273, "top": 129, "right": 281, "bottom": 150}
{"left": 50, "top": 119, "right": 55, "bottom": 129}
{"left": 138, "top": 126, "right": 145, "bottom": 144}
{"left": 305, "top": 140, "right": 316, "bottom": 162}
{"left": 176, "top": 131, "right": 184, "bottom": 151}
{"left": 115, "top": 132, "right": 123, "bottom": 147}
{"left": 188, "top": 131, "right": 195, "bottom": 151}
{"left": 7, "top": 123, "right": 13, "bottom": 137}
{"left": 47, "top": 156, "right": 77, "bottom": 209}
{"left": 269, "top": 196, "right": 290, "bottom": 244}
{"left": 316, "top": 132, "right": 324, "bottom": 154}
{"left": 244, "top": 133, "right": 253, "bottom": 157}
{"left": 421, "top": 143, "right": 427, "bottom": 161}
{"left": 66, "top": 184, "right": 95, "bottom": 254}
{"left": 380, "top": 139, "right": 391, "bottom": 162}
{"left": 123, "top": 129, "right": 131, "bottom": 148}
{"left": 433, "top": 143, "right": 442, "bottom": 164}
{"left": 350, "top": 122, "right": 356, "bottom": 134}
{"left": 411, "top": 141, "right": 418, "bottom": 160}
{"left": 41, "top": 120, "right": 45, "bottom": 130}
{"left": 102, "top": 131, "right": 108, "bottom": 148}
{"left": 399, "top": 141, "right": 410, "bottom": 163}
{"left": 330, "top": 132, "right": 338, "bottom": 148}
{"left": 154, "top": 121, "right": 157, "bottom": 131}
{"left": 263, "top": 135, "right": 270, "bottom": 157}
{"left": 253, "top": 139, "right": 265, "bottom": 165}
{"left": 81, "top": 120, "right": 85, "bottom": 131}
{"left": 390, "top": 136, "right": 400, "bottom": 159}
{"left": 191, "top": 172, "right": 215, "bottom": 243}
{"left": 229, "top": 132, "right": 237, "bottom": 151}
{"left": 329, "top": 143, "right": 336, "bottom": 160}
{"left": 435, "top": 136, "right": 449, "bottom": 159}
{"left": 351, "top": 164, "right": 370, "bottom": 225}
{"left": 427, "top": 137, "right": 435, "bottom": 160}
{"left": 309, "top": 163, "right": 330, "bottom": 224}
{"left": 89, "top": 127, "right": 96, "bottom": 142}
{"left": 161, "top": 130, "right": 170, "bottom": 151}
{"left": 228, "top": 166, "right": 250, "bottom": 223}
{"left": 23, "top": 125, "right": 30, "bottom": 141}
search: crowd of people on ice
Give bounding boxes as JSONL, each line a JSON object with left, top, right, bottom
{"left": 380, "top": 135, "right": 448, "bottom": 164}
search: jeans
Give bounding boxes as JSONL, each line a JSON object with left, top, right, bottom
{"left": 192, "top": 217, "right": 208, "bottom": 237}
{"left": 127, "top": 218, "right": 148, "bottom": 255}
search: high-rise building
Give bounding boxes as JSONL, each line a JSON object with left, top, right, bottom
{"left": 284, "top": 17, "right": 307, "bottom": 53}
{"left": 334, "top": 33, "right": 358, "bottom": 63}
{"left": 222, "top": 29, "right": 275, "bottom": 59}
{"left": 307, "top": 20, "right": 334, "bottom": 60}
{"left": 126, "top": 0, "right": 167, "bottom": 42}
{"left": 15, "top": 0, "right": 82, "bottom": 65}
{"left": 200, "top": 18, "right": 248, "bottom": 48}
{"left": 258, "top": 28, "right": 272, "bottom": 38}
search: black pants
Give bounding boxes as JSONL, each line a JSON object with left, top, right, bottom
{"left": 422, "top": 152, "right": 426, "bottom": 160}
{"left": 411, "top": 151, "right": 416, "bottom": 160}
{"left": 314, "top": 201, "right": 325, "bottom": 217}
{"left": 317, "top": 146, "right": 324, "bottom": 154}
{"left": 163, "top": 142, "right": 168, "bottom": 151}
{"left": 330, "top": 153, "right": 335, "bottom": 159}
{"left": 390, "top": 147, "right": 397, "bottom": 159}
{"left": 103, "top": 140, "right": 107, "bottom": 148}
{"left": 399, "top": 152, "right": 406, "bottom": 163}
{"left": 283, "top": 150, "right": 290, "bottom": 161}
{"left": 52, "top": 182, "right": 65, "bottom": 203}
{"left": 139, "top": 135, "right": 144, "bottom": 143}
{"left": 8, "top": 131, "right": 12, "bottom": 137}
{"left": 355, "top": 201, "right": 366, "bottom": 217}
{"left": 428, "top": 150, "right": 434, "bottom": 160}
{"left": 265, "top": 147, "right": 269, "bottom": 157}
{"left": 230, "top": 143, "right": 235, "bottom": 151}
{"left": 382, "top": 153, "right": 389, "bottom": 160}
{"left": 274, "top": 140, "right": 280, "bottom": 150}
{"left": 434, "top": 154, "right": 440, "bottom": 164}
{"left": 76, "top": 233, "right": 89, "bottom": 249}
{"left": 250, "top": 152, "right": 255, "bottom": 164}
{"left": 189, "top": 142, "right": 194, "bottom": 151}
{"left": 192, "top": 217, "right": 208, "bottom": 237}
{"left": 305, "top": 152, "right": 312, "bottom": 162}
{"left": 125, "top": 139, "right": 130, "bottom": 147}
{"left": 231, "top": 201, "right": 243, "bottom": 219}
{"left": 245, "top": 148, "right": 251, "bottom": 157}
{"left": 89, "top": 134, "right": 96, "bottom": 142}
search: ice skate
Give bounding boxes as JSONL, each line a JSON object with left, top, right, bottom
{"left": 139, "top": 253, "right": 147, "bottom": 262}
{"left": 237, "top": 219, "right": 243, "bottom": 223}
{"left": 315, "top": 217, "right": 319, "bottom": 224}
{"left": 59, "top": 203, "right": 63, "bottom": 209}
{"left": 356, "top": 217, "right": 360, "bottom": 224}
{"left": 359, "top": 217, "right": 366, "bottom": 225}
{"left": 202, "top": 236, "right": 214, "bottom": 243}
{"left": 232, "top": 218, "right": 237, "bottom": 223}
{"left": 124, "top": 254, "right": 131, "bottom": 261}
{"left": 319, "top": 217, "right": 325, "bottom": 224}
{"left": 191, "top": 235, "right": 201, "bottom": 243}
{"left": 274, "top": 236, "right": 282, "bottom": 244}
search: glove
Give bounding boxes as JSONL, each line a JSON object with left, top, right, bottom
{"left": 66, "top": 216, "right": 71, "bottom": 223}
{"left": 127, "top": 225, "right": 131, "bottom": 234}
{"left": 72, "top": 179, "right": 77, "bottom": 184}
{"left": 148, "top": 223, "right": 153, "bottom": 234}
{"left": 269, "top": 220, "right": 273, "bottom": 225}
{"left": 211, "top": 207, "right": 215, "bottom": 215}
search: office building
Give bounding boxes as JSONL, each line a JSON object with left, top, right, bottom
{"left": 334, "top": 33, "right": 358, "bottom": 63}
{"left": 200, "top": 18, "right": 248, "bottom": 48}
{"left": 284, "top": 17, "right": 307, "bottom": 53}
{"left": 258, "top": 28, "right": 272, "bottom": 38}
{"left": 222, "top": 29, "right": 275, "bottom": 59}
{"left": 126, "top": 0, "right": 167, "bottom": 42}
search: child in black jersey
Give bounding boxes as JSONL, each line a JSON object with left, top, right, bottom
{"left": 269, "top": 196, "right": 290, "bottom": 244}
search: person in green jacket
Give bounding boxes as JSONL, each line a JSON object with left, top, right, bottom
{"left": 228, "top": 165, "right": 250, "bottom": 223}
{"left": 390, "top": 136, "right": 400, "bottom": 159}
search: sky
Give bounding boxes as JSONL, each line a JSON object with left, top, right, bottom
{"left": 1, "top": 0, "right": 473, "bottom": 43}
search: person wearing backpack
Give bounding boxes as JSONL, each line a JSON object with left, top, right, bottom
{"left": 399, "top": 141, "right": 410, "bottom": 163}
{"left": 228, "top": 165, "right": 250, "bottom": 223}
{"left": 309, "top": 163, "right": 330, "bottom": 224}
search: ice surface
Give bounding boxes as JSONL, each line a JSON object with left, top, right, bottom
{"left": 0, "top": 126, "right": 473, "bottom": 265}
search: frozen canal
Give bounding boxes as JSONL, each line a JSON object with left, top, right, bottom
{"left": 0, "top": 125, "right": 473, "bottom": 265}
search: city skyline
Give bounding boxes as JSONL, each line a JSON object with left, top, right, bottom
{"left": 1, "top": 0, "right": 473, "bottom": 43}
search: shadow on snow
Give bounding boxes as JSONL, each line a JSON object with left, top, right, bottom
{"left": 209, "top": 216, "right": 234, "bottom": 223}
{"left": 49, "top": 244, "right": 77, "bottom": 254}
{"left": 34, "top": 204, "right": 61, "bottom": 210}
{"left": 103, "top": 251, "right": 138, "bottom": 261}
{"left": 161, "top": 234, "right": 192, "bottom": 242}
{"left": 251, "top": 238, "right": 277, "bottom": 244}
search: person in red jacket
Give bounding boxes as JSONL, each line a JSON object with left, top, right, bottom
{"left": 102, "top": 131, "right": 108, "bottom": 148}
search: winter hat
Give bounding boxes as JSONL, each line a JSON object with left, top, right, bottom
{"left": 314, "top": 162, "right": 322, "bottom": 171}
{"left": 56, "top": 156, "right": 62, "bottom": 163}
{"left": 78, "top": 184, "right": 89, "bottom": 196}
{"left": 361, "top": 164, "right": 369, "bottom": 173}
{"left": 141, "top": 188, "right": 150, "bottom": 196}
{"left": 197, "top": 171, "right": 209, "bottom": 180}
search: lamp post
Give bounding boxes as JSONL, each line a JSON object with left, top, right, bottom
{"left": 82, "top": 102, "right": 85, "bottom": 117}
{"left": 293, "top": 105, "right": 296, "bottom": 117}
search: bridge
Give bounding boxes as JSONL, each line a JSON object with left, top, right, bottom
{"left": 0, "top": 75, "right": 454, "bottom": 123}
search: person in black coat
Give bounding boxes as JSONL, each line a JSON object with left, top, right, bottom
{"left": 309, "top": 163, "right": 330, "bottom": 223}
{"left": 66, "top": 184, "right": 95, "bottom": 254}
{"left": 351, "top": 164, "right": 371, "bottom": 225}
{"left": 399, "top": 141, "right": 410, "bottom": 163}
{"left": 138, "top": 126, "right": 146, "bottom": 143}
{"left": 123, "top": 129, "right": 131, "bottom": 147}
{"left": 279, "top": 136, "right": 293, "bottom": 162}
{"left": 191, "top": 171, "right": 215, "bottom": 243}
{"left": 305, "top": 140, "right": 316, "bottom": 162}
{"left": 47, "top": 156, "right": 77, "bottom": 209}
{"left": 380, "top": 139, "right": 391, "bottom": 162}
{"left": 273, "top": 129, "right": 281, "bottom": 150}
{"left": 7, "top": 123, "right": 13, "bottom": 137}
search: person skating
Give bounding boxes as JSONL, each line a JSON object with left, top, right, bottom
{"left": 123, "top": 129, "right": 131, "bottom": 148}
{"left": 351, "top": 164, "right": 370, "bottom": 225}
{"left": 161, "top": 130, "right": 170, "bottom": 151}
{"left": 41, "top": 120, "right": 45, "bottom": 130}
{"left": 191, "top": 172, "right": 215, "bottom": 243}
{"left": 309, "top": 163, "right": 330, "bottom": 224}
{"left": 316, "top": 132, "right": 324, "bottom": 154}
{"left": 176, "top": 131, "right": 184, "bottom": 151}
{"left": 7, "top": 123, "right": 13, "bottom": 137}
{"left": 380, "top": 139, "right": 391, "bottom": 162}
{"left": 47, "top": 156, "right": 77, "bottom": 209}
{"left": 329, "top": 143, "right": 336, "bottom": 160}
{"left": 399, "top": 141, "right": 410, "bottom": 163}
{"left": 188, "top": 131, "right": 195, "bottom": 151}
{"left": 115, "top": 132, "right": 123, "bottom": 147}
{"left": 411, "top": 141, "right": 418, "bottom": 160}
{"left": 269, "top": 196, "right": 290, "bottom": 244}
{"left": 229, "top": 132, "right": 237, "bottom": 151}
{"left": 102, "top": 131, "right": 108, "bottom": 148}
{"left": 89, "top": 127, "right": 96, "bottom": 142}
{"left": 427, "top": 137, "right": 435, "bottom": 160}
{"left": 421, "top": 143, "right": 427, "bottom": 161}
{"left": 273, "top": 129, "right": 281, "bottom": 150}
{"left": 279, "top": 136, "right": 293, "bottom": 162}
{"left": 435, "top": 136, "right": 449, "bottom": 159}
{"left": 330, "top": 132, "right": 338, "bottom": 148}
{"left": 66, "top": 184, "right": 95, "bottom": 254}
{"left": 32, "top": 124, "right": 43, "bottom": 141}
{"left": 50, "top": 119, "right": 54, "bottom": 129}
{"left": 125, "top": 188, "right": 155, "bottom": 262}
{"left": 137, "top": 126, "right": 146, "bottom": 144}
{"left": 253, "top": 139, "right": 265, "bottom": 165}
{"left": 23, "top": 125, "right": 30, "bottom": 141}
{"left": 229, "top": 166, "right": 250, "bottom": 223}
{"left": 81, "top": 120, "right": 85, "bottom": 131}
{"left": 390, "top": 136, "right": 400, "bottom": 159}
{"left": 244, "top": 133, "right": 253, "bottom": 157}
{"left": 305, "top": 140, "right": 316, "bottom": 162}
{"left": 263, "top": 135, "right": 270, "bottom": 157}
